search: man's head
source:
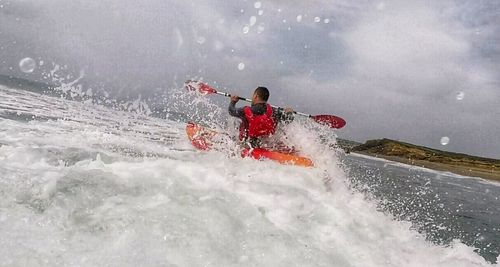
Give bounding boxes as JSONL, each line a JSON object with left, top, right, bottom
{"left": 252, "top": 87, "right": 269, "bottom": 104}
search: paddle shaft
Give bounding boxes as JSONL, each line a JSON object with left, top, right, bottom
{"left": 186, "top": 80, "right": 346, "bottom": 128}
{"left": 214, "top": 91, "right": 311, "bottom": 118}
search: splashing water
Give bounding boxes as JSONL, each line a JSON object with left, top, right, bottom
{"left": 0, "top": 85, "right": 497, "bottom": 266}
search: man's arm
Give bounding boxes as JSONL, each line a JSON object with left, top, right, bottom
{"left": 228, "top": 98, "right": 245, "bottom": 119}
{"left": 273, "top": 107, "right": 294, "bottom": 124}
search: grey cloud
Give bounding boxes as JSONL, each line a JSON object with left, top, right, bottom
{"left": 0, "top": 0, "right": 499, "bottom": 158}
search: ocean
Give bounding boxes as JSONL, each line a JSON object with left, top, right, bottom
{"left": 0, "top": 85, "right": 498, "bottom": 266}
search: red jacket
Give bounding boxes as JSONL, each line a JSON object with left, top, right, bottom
{"left": 239, "top": 104, "right": 276, "bottom": 140}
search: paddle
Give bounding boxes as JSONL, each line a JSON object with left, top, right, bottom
{"left": 185, "top": 80, "right": 346, "bottom": 129}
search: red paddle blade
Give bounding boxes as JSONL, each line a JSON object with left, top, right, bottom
{"left": 185, "top": 80, "right": 217, "bottom": 95}
{"left": 311, "top": 115, "right": 346, "bottom": 129}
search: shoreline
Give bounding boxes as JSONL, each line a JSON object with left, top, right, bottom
{"left": 345, "top": 138, "right": 500, "bottom": 183}
{"left": 352, "top": 151, "right": 500, "bottom": 182}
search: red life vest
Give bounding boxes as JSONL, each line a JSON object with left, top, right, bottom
{"left": 239, "top": 104, "right": 276, "bottom": 140}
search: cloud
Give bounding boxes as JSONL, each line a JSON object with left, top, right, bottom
{"left": 272, "top": 0, "right": 500, "bottom": 157}
{"left": 0, "top": 0, "right": 499, "bottom": 157}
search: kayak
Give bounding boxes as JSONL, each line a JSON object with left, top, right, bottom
{"left": 186, "top": 122, "right": 314, "bottom": 167}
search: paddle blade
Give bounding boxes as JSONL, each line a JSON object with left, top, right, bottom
{"left": 186, "top": 122, "right": 217, "bottom": 150}
{"left": 185, "top": 80, "right": 217, "bottom": 95}
{"left": 311, "top": 115, "right": 346, "bottom": 129}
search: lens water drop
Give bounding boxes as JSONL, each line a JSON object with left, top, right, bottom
{"left": 314, "top": 17, "right": 321, "bottom": 23}
{"left": 196, "top": 36, "right": 206, "bottom": 44}
{"left": 440, "top": 137, "right": 450, "bottom": 146}
{"left": 249, "top": 16, "right": 257, "bottom": 26}
{"left": 296, "top": 15, "right": 303, "bottom": 22}
{"left": 242, "top": 26, "right": 250, "bottom": 34}
{"left": 19, "top": 57, "right": 36, "bottom": 73}
{"left": 456, "top": 91, "right": 465, "bottom": 101}
{"left": 254, "top": 2, "right": 262, "bottom": 8}
{"left": 257, "top": 23, "right": 265, "bottom": 33}
{"left": 238, "top": 62, "right": 245, "bottom": 70}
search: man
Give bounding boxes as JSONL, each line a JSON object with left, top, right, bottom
{"left": 228, "top": 86, "right": 294, "bottom": 149}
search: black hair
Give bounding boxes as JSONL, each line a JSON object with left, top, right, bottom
{"left": 254, "top": 87, "right": 269, "bottom": 101}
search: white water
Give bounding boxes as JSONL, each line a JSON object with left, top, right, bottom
{"left": 0, "top": 86, "right": 496, "bottom": 266}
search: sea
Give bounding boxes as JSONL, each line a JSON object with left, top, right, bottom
{"left": 0, "top": 84, "right": 499, "bottom": 266}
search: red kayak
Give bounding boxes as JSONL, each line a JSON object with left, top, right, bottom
{"left": 186, "top": 122, "right": 313, "bottom": 167}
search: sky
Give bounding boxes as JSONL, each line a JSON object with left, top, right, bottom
{"left": 0, "top": 0, "right": 499, "bottom": 158}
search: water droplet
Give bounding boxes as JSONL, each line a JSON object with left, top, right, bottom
{"left": 238, "top": 63, "right": 245, "bottom": 70}
{"left": 257, "top": 23, "right": 265, "bottom": 33}
{"left": 456, "top": 91, "right": 465, "bottom": 101}
{"left": 19, "top": 57, "right": 36, "bottom": 73}
{"left": 282, "top": 19, "right": 287, "bottom": 23}
{"left": 258, "top": 10, "right": 263, "bottom": 16}
{"left": 314, "top": 17, "right": 321, "bottom": 23}
{"left": 440, "top": 137, "right": 450, "bottom": 146}
{"left": 277, "top": 8, "right": 282, "bottom": 13}
{"left": 249, "top": 16, "right": 257, "bottom": 26}
{"left": 242, "top": 26, "right": 250, "bottom": 34}
{"left": 324, "top": 18, "right": 330, "bottom": 24}
{"left": 280, "top": 61, "right": 284, "bottom": 65}
{"left": 296, "top": 15, "right": 303, "bottom": 22}
{"left": 254, "top": 2, "right": 262, "bottom": 8}
{"left": 240, "top": 9, "right": 245, "bottom": 13}
{"left": 196, "top": 36, "right": 206, "bottom": 44}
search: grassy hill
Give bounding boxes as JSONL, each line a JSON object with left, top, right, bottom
{"left": 350, "top": 138, "right": 500, "bottom": 182}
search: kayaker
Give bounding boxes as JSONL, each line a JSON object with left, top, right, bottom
{"left": 228, "top": 86, "right": 294, "bottom": 149}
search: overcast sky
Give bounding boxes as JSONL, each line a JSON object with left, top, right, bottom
{"left": 1, "top": 0, "right": 499, "bottom": 158}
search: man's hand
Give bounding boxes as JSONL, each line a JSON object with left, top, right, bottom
{"left": 284, "top": 107, "right": 294, "bottom": 114}
{"left": 230, "top": 95, "right": 239, "bottom": 103}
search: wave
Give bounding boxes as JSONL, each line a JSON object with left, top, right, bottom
{"left": 0, "top": 86, "right": 496, "bottom": 266}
